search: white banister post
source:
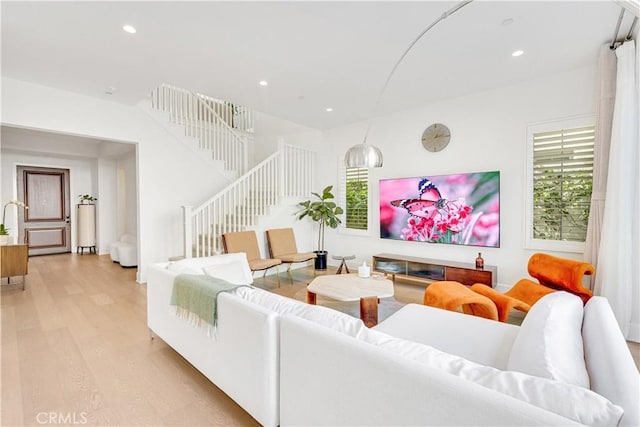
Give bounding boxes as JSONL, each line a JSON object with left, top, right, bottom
{"left": 277, "top": 139, "right": 285, "bottom": 197}
{"left": 183, "top": 205, "right": 193, "bottom": 259}
{"left": 243, "top": 137, "right": 248, "bottom": 175}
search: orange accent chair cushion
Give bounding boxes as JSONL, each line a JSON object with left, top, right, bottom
{"left": 527, "top": 253, "right": 595, "bottom": 304}
{"left": 471, "top": 253, "right": 595, "bottom": 322}
{"left": 423, "top": 281, "right": 498, "bottom": 321}
{"left": 470, "top": 283, "right": 533, "bottom": 323}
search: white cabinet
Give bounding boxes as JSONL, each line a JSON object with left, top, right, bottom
{"left": 77, "top": 204, "right": 96, "bottom": 254}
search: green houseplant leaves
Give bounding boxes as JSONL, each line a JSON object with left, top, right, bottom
{"left": 295, "top": 185, "right": 343, "bottom": 252}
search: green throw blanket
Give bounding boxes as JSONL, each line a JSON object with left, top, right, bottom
{"left": 170, "top": 274, "right": 249, "bottom": 334}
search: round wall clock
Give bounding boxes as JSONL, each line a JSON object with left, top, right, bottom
{"left": 421, "top": 123, "right": 451, "bottom": 152}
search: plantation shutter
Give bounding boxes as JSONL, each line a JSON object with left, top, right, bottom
{"left": 340, "top": 166, "right": 369, "bottom": 230}
{"left": 532, "top": 125, "right": 595, "bottom": 241}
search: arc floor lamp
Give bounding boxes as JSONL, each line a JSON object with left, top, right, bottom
{"left": 344, "top": 0, "right": 474, "bottom": 168}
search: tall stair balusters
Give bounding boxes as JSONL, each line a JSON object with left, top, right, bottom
{"left": 184, "top": 144, "right": 316, "bottom": 258}
{"left": 151, "top": 84, "right": 252, "bottom": 175}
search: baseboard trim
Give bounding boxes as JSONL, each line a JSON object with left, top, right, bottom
{"left": 627, "top": 322, "right": 640, "bottom": 343}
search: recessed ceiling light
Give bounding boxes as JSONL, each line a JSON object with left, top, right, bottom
{"left": 512, "top": 50, "right": 524, "bottom": 57}
{"left": 259, "top": 80, "right": 268, "bottom": 87}
{"left": 105, "top": 86, "right": 117, "bottom": 95}
{"left": 122, "top": 25, "right": 137, "bottom": 34}
{"left": 501, "top": 18, "right": 514, "bottom": 26}
{"left": 325, "top": 107, "right": 333, "bottom": 112}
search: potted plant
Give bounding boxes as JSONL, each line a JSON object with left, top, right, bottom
{"left": 1, "top": 200, "right": 28, "bottom": 245}
{"left": 78, "top": 194, "right": 97, "bottom": 204}
{"left": 295, "top": 185, "right": 343, "bottom": 270}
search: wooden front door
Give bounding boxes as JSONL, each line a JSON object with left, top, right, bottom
{"left": 17, "top": 166, "right": 71, "bottom": 256}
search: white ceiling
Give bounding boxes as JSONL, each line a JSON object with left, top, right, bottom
{"left": 1, "top": 1, "right": 632, "bottom": 130}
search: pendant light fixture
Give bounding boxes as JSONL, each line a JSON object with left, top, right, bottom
{"left": 344, "top": 143, "right": 384, "bottom": 169}
{"left": 344, "top": 0, "right": 474, "bottom": 168}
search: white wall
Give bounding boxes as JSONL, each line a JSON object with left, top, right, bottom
{"left": 1, "top": 77, "right": 235, "bottom": 282}
{"left": 97, "top": 158, "right": 117, "bottom": 253}
{"left": 117, "top": 150, "right": 137, "bottom": 237}
{"left": 252, "top": 111, "right": 321, "bottom": 163}
{"left": 319, "top": 65, "right": 598, "bottom": 290}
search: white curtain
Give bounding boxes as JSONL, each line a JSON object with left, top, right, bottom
{"left": 584, "top": 45, "right": 617, "bottom": 278}
{"left": 593, "top": 40, "right": 639, "bottom": 339}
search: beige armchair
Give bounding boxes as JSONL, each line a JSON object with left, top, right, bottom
{"left": 266, "top": 228, "right": 316, "bottom": 272}
{"left": 222, "top": 230, "right": 282, "bottom": 283}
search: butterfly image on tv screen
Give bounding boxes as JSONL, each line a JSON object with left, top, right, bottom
{"left": 390, "top": 178, "right": 448, "bottom": 219}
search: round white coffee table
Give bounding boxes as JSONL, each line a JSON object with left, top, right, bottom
{"left": 307, "top": 273, "right": 394, "bottom": 327}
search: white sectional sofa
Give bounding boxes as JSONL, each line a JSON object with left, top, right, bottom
{"left": 281, "top": 297, "right": 639, "bottom": 426}
{"left": 147, "top": 254, "right": 639, "bottom": 427}
{"left": 146, "top": 254, "right": 280, "bottom": 427}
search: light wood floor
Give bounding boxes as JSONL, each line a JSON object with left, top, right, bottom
{"left": 2, "top": 254, "right": 639, "bottom": 426}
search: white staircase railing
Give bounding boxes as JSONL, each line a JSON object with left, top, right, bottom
{"left": 151, "top": 84, "right": 254, "bottom": 175}
{"left": 183, "top": 143, "right": 316, "bottom": 258}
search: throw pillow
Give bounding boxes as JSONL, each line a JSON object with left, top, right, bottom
{"left": 166, "top": 253, "right": 253, "bottom": 284}
{"left": 507, "top": 291, "right": 590, "bottom": 388}
{"left": 202, "top": 262, "right": 252, "bottom": 285}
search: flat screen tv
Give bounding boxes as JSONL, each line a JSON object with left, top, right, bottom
{"left": 379, "top": 171, "right": 500, "bottom": 247}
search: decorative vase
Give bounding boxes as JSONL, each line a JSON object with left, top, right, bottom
{"left": 0, "top": 235, "right": 9, "bottom": 245}
{"left": 475, "top": 252, "right": 484, "bottom": 269}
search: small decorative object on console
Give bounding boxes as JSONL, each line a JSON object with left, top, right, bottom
{"left": 476, "top": 253, "right": 484, "bottom": 269}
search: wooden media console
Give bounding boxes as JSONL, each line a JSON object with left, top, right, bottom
{"left": 372, "top": 253, "right": 496, "bottom": 288}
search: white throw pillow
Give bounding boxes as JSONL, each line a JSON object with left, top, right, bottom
{"left": 507, "top": 292, "right": 590, "bottom": 389}
{"left": 361, "top": 327, "right": 622, "bottom": 426}
{"left": 166, "top": 253, "right": 253, "bottom": 284}
{"left": 202, "top": 262, "right": 252, "bottom": 285}
{"left": 172, "top": 267, "right": 202, "bottom": 275}
{"left": 236, "top": 287, "right": 367, "bottom": 337}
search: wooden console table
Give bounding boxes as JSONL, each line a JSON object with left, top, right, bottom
{"left": 372, "top": 253, "right": 496, "bottom": 288}
{"left": 1, "top": 244, "right": 29, "bottom": 290}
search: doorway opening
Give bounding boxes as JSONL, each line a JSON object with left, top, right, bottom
{"left": 1, "top": 126, "right": 138, "bottom": 275}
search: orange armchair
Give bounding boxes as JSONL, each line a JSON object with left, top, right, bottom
{"left": 472, "top": 253, "right": 595, "bottom": 322}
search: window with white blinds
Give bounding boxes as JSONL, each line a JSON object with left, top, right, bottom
{"left": 531, "top": 124, "right": 595, "bottom": 244}
{"left": 339, "top": 166, "right": 369, "bottom": 231}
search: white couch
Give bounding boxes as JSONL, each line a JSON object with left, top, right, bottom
{"left": 147, "top": 254, "right": 639, "bottom": 427}
{"left": 280, "top": 295, "right": 639, "bottom": 427}
{"left": 147, "top": 254, "right": 280, "bottom": 427}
